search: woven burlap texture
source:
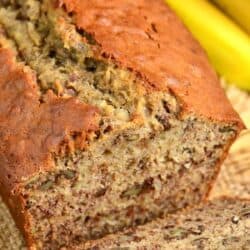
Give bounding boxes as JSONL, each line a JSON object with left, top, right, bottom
{"left": 0, "top": 85, "right": 249, "bottom": 249}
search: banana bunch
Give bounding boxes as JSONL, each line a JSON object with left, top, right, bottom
{"left": 165, "top": 0, "right": 250, "bottom": 91}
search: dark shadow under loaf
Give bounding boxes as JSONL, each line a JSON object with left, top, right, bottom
{"left": 0, "top": 0, "right": 244, "bottom": 249}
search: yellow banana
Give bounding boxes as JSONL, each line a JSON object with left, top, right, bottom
{"left": 165, "top": 0, "right": 250, "bottom": 91}
{"left": 211, "top": 0, "right": 250, "bottom": 34}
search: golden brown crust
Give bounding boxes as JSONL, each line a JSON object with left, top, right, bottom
{"left": 0, "top": 48, "right": 100, "bottom": 190}
{"left": 60, "top": 0, "right": 243, "bottom": 127}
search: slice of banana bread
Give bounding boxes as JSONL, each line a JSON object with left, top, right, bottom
{"left": 0, "top": 0, "right": 244, "bottom": 249}
{"left": 82, "top": 198, "right": 250, "bottom": 250}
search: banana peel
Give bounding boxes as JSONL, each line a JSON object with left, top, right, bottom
{"left": 165, "top": 0, "right": 250, "bottom": 91}
{"left": 211, "top": 0, "right": 250, "bottom": 34}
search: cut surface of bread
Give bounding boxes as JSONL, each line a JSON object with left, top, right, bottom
{"left": 81, "top": 198, "right": 250, "bottom": 250}
{"left": 0, "top": 0, "right": 243, "bottom": 249}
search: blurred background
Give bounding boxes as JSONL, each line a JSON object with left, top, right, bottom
{"left": 165, "top": 0, "right": 250, "bottom": 199}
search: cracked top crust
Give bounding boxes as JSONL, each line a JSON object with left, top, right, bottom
{"left": 61, "top": 0, "right": 243, "bottom": 127}
{"left": 0, "top": 49, "right": 100, "bottom": 190}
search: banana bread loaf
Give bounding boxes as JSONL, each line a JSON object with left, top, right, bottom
{"left": 0, "top": 0, "right": 244, "bottom": 249}
{"left": 82, "top": 198, "right": 250, "bottom": 250}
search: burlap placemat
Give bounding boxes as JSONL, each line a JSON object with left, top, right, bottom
{"left": 0, "top": 85, "right": 249, "bottom": 249}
